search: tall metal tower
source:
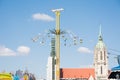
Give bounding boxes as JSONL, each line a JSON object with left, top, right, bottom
{"left": 52, "top": 8, "right": 64, "bottom": 80}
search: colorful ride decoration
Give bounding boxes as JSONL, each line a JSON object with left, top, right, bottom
{"left": 23, "top": 74, "right": 28, "bottom": 80}
{"left": 0, "top": 73, "right": 12, "bottom": 80}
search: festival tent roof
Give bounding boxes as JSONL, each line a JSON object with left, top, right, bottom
{"left": 112, "top": 66, "right": 120, "bottom": 71}
{"left": 60, "top": 68, "right": 95, "bottom": 79}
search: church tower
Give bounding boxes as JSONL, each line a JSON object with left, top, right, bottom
{"left": 94, "top": 26, "right": 108, "bottom": 80}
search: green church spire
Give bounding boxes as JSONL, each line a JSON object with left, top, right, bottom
{"left": 96, "top": 25, "right": 105, "bottom": 48}
{"left": 98, "top": 24, "right": 103, "bottom": 41}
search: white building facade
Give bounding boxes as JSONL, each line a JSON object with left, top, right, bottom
{"left": 47, "top": 56, "right": 53, "bottom": 80}
{"left": 47, "top": 38, "right": 56, "bottom": 80}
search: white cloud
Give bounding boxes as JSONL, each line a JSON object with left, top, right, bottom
{"left": 0, "top": 46, "right": 16, "bottom": 56}
{"left": 32, "top": 13, "right": 54, "bottom": 21}
{"left": 0, "top": 45, "right": 30, "bottom": 56}
{"left": 17, "top": 46, "right": 30, "bottom": 55}
{"left": 77, "top": 47, "right": 92, "bottom": 53}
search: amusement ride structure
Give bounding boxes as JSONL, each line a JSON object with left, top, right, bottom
{"left": 32, "top": 8, "right": 83, "bottom": 80}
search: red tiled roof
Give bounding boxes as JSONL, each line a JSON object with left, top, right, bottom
{"left": 60, "top": 68, "right": 95, "bottom": 79}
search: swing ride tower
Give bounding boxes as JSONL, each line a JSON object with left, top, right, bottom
{"left": 52, "top": 8, "right": 64, "bottom": 80}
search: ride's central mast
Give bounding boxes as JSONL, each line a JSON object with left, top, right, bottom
{"left": 52, "top": 8, "right": 64, "bottom": 80}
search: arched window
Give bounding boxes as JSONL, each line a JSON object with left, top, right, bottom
{"left": 100, "top": 51, "right": 102, "bottom": 60}
{"left": 104, "top": 51, "right": 106, "bottom": 60}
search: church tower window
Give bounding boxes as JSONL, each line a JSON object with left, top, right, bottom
{"left": 100, "top": 51, "right": 102, "bottom": 60}
{"left": 104, "top": 51, "right": 106, "bottom": 60}
{"left": 101, "top": 66, "right": 103, "bottom": 74}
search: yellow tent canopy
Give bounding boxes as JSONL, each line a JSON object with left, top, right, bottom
{"left": 0, "top": 73, "right": 12, "bottom": 80}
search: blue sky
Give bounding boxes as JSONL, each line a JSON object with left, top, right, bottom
{"left": 0, "top": 0, "right": 120, "bottom": 79}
